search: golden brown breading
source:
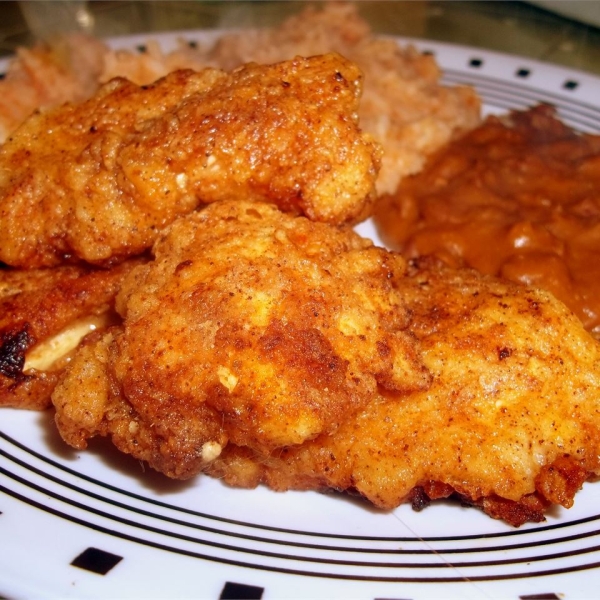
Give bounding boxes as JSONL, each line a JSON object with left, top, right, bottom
{"left": 0, "top": 260, "right": 143, "bottom": 410}
{"left": 52, "top": 201, "right": 430, "bottom": 478}
{"left": 179, "top": 1, "right": 482, "bottom": 196}
{"left": 0, "top": 53, "right": 380, "bottom": 268}
{"left": 207, "top": 259, "right": 600, "bottom": 526}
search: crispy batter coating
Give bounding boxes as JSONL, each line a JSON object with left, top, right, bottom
{"left": 207, "top": 259, "right": 600, "bottom": 526}
{"left": 0, "top": 260, "right": 142, "bottom": 409}
{"left": 200, "top": 2, "right": 481, "bottom": 197}
{"left": 0, "top": 53, "right": 380, "bottom": 268}
{"left": 52, "top": 201, "right": 429, "bottom": 478}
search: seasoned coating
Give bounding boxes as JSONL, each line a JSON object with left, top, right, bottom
{"left": 0, "top": 53, "right": 381, "bottom": 268}
{"left": 207, "top": 259, "right": 600, "bottom": 526}
{"left": 52, "top": 201, "right": 430, "bottom": 478}
{"left": 0, "top": 260, "right": 142, "bottom": 410}
{"left": 201, "top": 2, "right": 481, "bottom": 196}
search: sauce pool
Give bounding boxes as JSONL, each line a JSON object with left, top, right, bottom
{"left": 374, "top": 104, "right": 600, "bottom": 336}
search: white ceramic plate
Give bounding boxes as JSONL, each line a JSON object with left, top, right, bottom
{"left": 2, "top": 32, "right": 600, "bottom": 600}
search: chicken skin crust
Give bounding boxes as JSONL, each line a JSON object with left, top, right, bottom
{"left": 0, "top": 53, "right": 381, "bottom": 268}
{"left": 207, "top": 259, "right": 600, "bottom": 526}
{"left": 52, "top": 201, "right": 429, "bottom": 479}
{"left": 0, "top": 259, "right": 143, "bottom": 410}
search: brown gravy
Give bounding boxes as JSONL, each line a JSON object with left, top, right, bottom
{"left": 374, "top": 104, "right": 600, "bottom": 336}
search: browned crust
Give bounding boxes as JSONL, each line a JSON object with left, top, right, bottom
{"left": 0, "top": 259, "right": 144, "bottom": 409}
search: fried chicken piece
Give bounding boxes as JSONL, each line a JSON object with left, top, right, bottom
{"left": 207, "top": 259, "right": 600, "bottom": 526}
{"left": 0, "top": 259, "right": 142, "bottom": 410}
{"left": 191, "top": 2, "right": 482, "bottom": 196}
{"left": 52, "top": 201, "right": 430, "bottom": 479}
{"left": 0, "top": 53, "right": 381, "bottom": 268}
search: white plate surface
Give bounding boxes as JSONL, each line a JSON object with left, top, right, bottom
{"left": 2, "top": 32, "right": 600, "bottom": 600}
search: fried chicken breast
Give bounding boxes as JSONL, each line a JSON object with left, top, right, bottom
{"left": 0, "top": 53, "right": 380, "bottom": 268}
{"left": 207, "top": 259, "right": 600, "bottom": 526}
{"left": 0, "top": 260, "right": 142, "bottom": 410}
{"left": 52, "top": 201, "right": 429, "bottom": 478}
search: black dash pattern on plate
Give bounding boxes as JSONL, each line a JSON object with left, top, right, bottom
{"left": 70, "top": 547, "right": 123, "bottom": 575}
{"left": 469, "top": 58, "right": 483, "bottom": 68}
{"left": 219, "top": 581, "right": 264, "bottom": 600}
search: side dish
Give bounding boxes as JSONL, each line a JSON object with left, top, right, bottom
{"left": 374, "top": 104, "right": 600, "bottom": 337}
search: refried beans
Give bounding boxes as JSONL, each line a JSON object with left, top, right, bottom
{"left": 374, "top": 104, "right": 600, "bottom": 336}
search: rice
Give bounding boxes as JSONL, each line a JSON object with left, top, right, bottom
{"left": 0, "top": 33, "right": 106, "bottom": 142}
{"left": 100, "top": 38, "right": 210, "bottom": 86}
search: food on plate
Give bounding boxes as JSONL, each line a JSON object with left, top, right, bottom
{"left": 0, "top": 53, "right": 380, "bottom": 268}
{"left": 0, "top": 4, "right": 480, "bottom": 196}
{"left": 208, "top": 258, "right": 600, "bottom": 526}
{"left": 374, "top": 104, "right": 600, "bottom": 337}
{"left": 52, "top": 201, "right": 430, "bottom": 479}
{"left": 0, "top": 33, "right": 106, "bottom": 143}
{"left": 102, "top": 2, "right": 481, "bottom": 195}
{"left": 50, "top": 200, "right": 600, "bottom": 525}
{"left": 3, "top": 3, "right": 599, "bottom": 528}
{"left": 0, "top": 259, "right": 142, "bottom": 410}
